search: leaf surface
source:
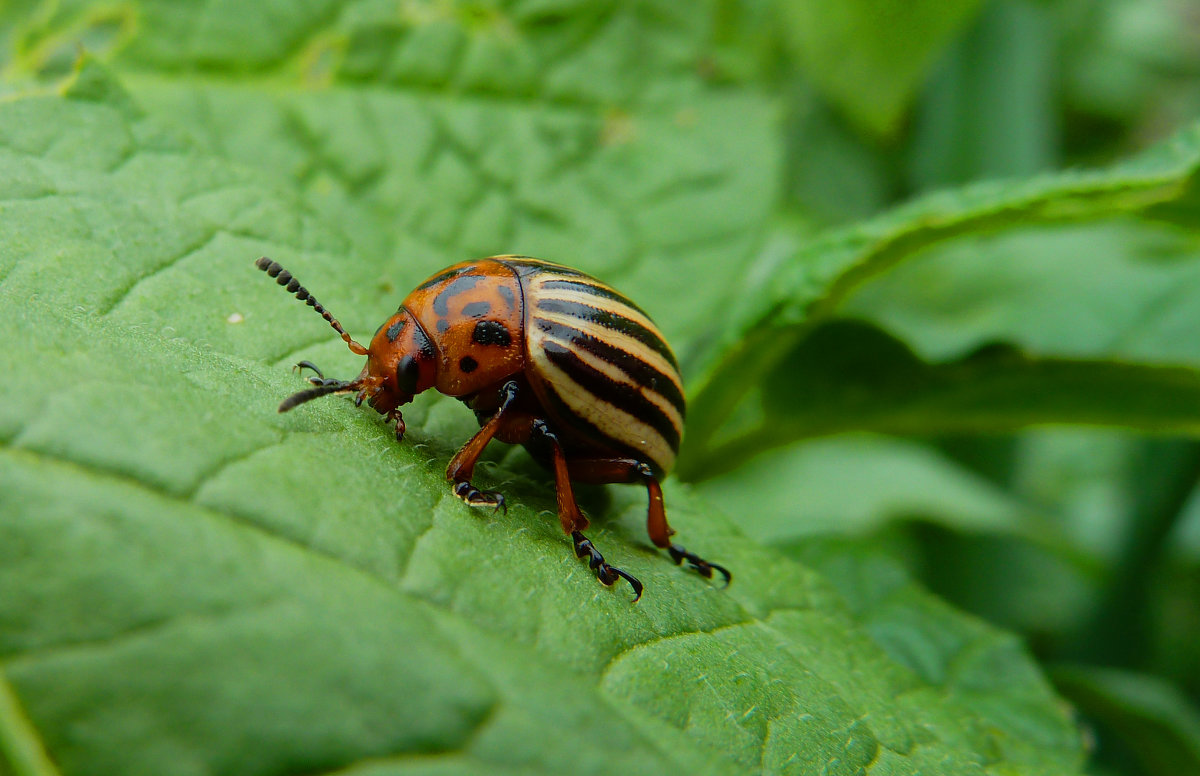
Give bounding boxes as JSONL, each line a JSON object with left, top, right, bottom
{"left": 0, "top": 61, "right": 1083, "bottom": 776}
{"left": 681, "top": 123, "right": 1200, "bottom": 477}
{"left": 775, "top": 0, "right": 986, "bottom": 136}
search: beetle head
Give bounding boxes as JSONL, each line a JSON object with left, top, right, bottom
{"left": 357, "top": 308, "right": 437, "bottom": 424}
{"left": 256, "top": 257, "right": 434, "bottom": 433}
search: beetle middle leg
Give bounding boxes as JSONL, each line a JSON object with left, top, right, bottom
{"left": 444, "top": 380, "right": 521, "bottom": 513}
{"left": 567, "top": 457, "right": 731, "bottom": 586}
{"left": 531, "top": 420, "right": 643, "bottom": 601}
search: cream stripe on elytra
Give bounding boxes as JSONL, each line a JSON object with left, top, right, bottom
{"left": 530, "top": 310, "right": 683, "bottom": 394}
{"left": 530, "top": 280, "right": 660, "bottom": 332}
{"left": 532, "top": 350, "right": 677, "bottom": 472}
{"left": 539, "top": 333, "right": 684, "bottom": 432}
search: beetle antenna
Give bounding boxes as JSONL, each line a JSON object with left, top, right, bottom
{"left": 255, "top": 257, "right": 369, "bottom": 355}
{"left": 278, "top": 380, "right": 359, "bottom": 413}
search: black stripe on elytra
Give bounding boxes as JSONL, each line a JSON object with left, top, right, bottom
{"left": 500, "top": 257, "right": 587, "bottom": 279}
{"left": 538, "top": 379, "right": 668, "bottom": 477}
{"left": 461, "top": 300, "right": 491, "bottom": 317}
{"left": 472, "top": 320, "right": 512, "bottom": 347}
{"left": 535, "top": 297, "right": 677, "bottom": 369}
{"left": 538, "top": 279, "right": 651, "bottom": 318}
{"left": 542, "top": 341, "right": 681, "bottom": 452}
{"left": 432, "top": 274, "right": 485, "bottom": 316}
{"left": 416, "top": 265, "right": 472, "bottom": 291}
{"left": 533, "top": 318, "right": 685, "bottom": 417}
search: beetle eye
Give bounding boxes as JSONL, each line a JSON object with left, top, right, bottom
{"left": 396, "top": 355, "right": 421, "bottom": 395}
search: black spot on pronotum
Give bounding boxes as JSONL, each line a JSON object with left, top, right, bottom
{"left": 459, "top": 356, "right": 479, "bottom": 373}
{"left": 386, "top": 318, "right": 406, "bottom": 342}
{"left": 497, "top": 284, "right": 516, "bottom": 309}
{"left": 433, "top": 274, "right": 484, "bottom": 315}
{"left": 416, "top": 265, "right": 470, "bottom": 291}
{"left": 472, "top": 320, "right": 512, "bottom": 347}
{"left": 461, "top": 301, "right": 491, "bottom": 317}
{"left": 436, "top": 319, "right": 450, "bottom": 334}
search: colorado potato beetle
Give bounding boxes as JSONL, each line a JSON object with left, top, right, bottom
{"left": 255, "top": 255, "right": 729, "bottom": 600}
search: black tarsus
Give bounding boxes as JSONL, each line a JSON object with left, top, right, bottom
{"left": 628, "top": 461, "right": 731, "bottom": 587}
{"left": 449, "top": 380, "right": 521, "bottom": 513}
{"left": 293, "top": 360, "right": 324, "bottom": 380}
{"left": 453, "top": 480, "right": 507, "bottom": 514}
{"left": 255, "top": 257, "right": 367, "bottom": 355}
{"left": 668, "top": 544, "right": 732, "bottom": 586}
{"left": 573, "top": 530, "right": 643, "bottom": 602}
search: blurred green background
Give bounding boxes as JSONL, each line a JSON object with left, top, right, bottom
{"left": 4, "top": 1, "right": 1200, "bottom": 774}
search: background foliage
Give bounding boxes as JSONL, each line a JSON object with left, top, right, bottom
{"left": 2, "top": 1, "right": 1200, "bottom": 774}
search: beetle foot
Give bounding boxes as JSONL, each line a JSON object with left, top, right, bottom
{"left": 572, "top": 531, "right": 643, "bottom": 602}
{"left": 389, "top": 410, "right": 406, "bottom": 441}
{"left": 668, "top": 544, "right": 732, "bottom": 586}
{"left": 453, "top": 481, "right": 507, "bottom": 514}
{"left": 292, "top": 360, "right": 324, "bottom": 379}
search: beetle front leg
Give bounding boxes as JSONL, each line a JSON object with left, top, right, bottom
{"left": 444, "top": 380, "right": 520, "bottom": 513}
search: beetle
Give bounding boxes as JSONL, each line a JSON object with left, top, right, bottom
{"left": 255, "top": 255, "right": 729, "bottom": 600}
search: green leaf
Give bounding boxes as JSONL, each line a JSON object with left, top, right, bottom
{"left": 908, "top": 0, "right": 1058, "bottom": 189}
{"left": 843, "top": 221, "right": 1200, "bottom": 364}
{"left": 684, "top": 319, "right": 1200, "bottom": 481}
{"left": 775, "top": 0, "right": 986, "bottom": 136}
{"left": 1, "top": 2, "right": 785, "bottom": 374}
{"left": 0, "top": 61, "right": 1082, "bottom": 775}
{"left": 1053, "top": 665, "right": 1200, "bottom": 775}
{"left": 119, "top": 76, "right": 780, "bottom": 355}
{"left": 682, "top": 121, "right": 1200, "bottom": 477}
{"left": 695, "top": 433, "right": 1042, "bottom": 543}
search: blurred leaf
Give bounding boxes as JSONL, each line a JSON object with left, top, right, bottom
{"left": 1068, "top": 441, "right": 1200, "bottom": 668}
{"left": 1053, "top": 665, "right": 1200, "bottom": 775}
{"left": 695, "top": 429, "right": 1110, "bottom": 653}
{"left": 695, "top": 433, "right": 1039, "bottom": 544}
{"left": 0, "top": 671, "right": 56, "bottom": 776}
{"left": 0, "top": 55, "right": 1084, "bottom": 776}
{"left": 1010, "top": 430, "right": 1141, "bottom": 560}
{"left": 775, "top": 0, "right": 985, "bottom": 136}
{"left": 683, "top": 319, "right": 1200, "bottom": 480}
{"left": 1061, "top": 0, "right": 1200, "bottom": 122}
{"left": 683, "top": 121, "right": 1200, "bottom": 476}
{"left": 785, "top": 83, "right": 892, "bottom": 224}
{"left": 909, "top": 0, "right": 1058, "bottom": 189}
{"left": 843, "top": 221, "right": 1200, "bottom": 364}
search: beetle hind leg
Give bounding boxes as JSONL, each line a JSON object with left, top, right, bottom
{"left": 667, "top": 542, "right": 732, "bottom": 585}
{"left": 532, "top": 420, "right": 643, "bottom": 601}
{"left": 572, "top": 530, "right": 643, "bottom": 602}
{"left": 642, "top": 471, "right": 732, "bottom": 586}
{"left": 564, "top": 457, "right": 732, "bottom": 587}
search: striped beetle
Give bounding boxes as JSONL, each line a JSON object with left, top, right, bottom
{"left": 256, "top": 255, "right": 729, "bottom": 600}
